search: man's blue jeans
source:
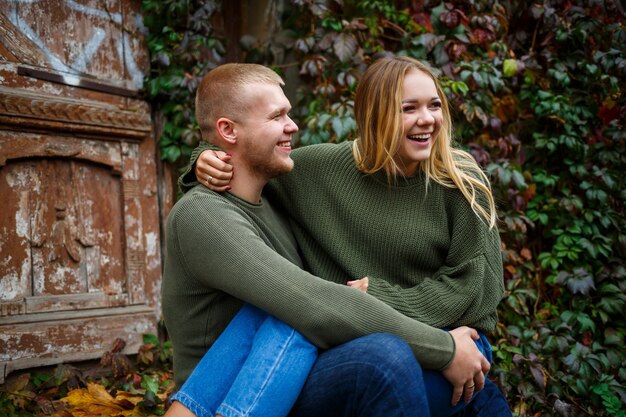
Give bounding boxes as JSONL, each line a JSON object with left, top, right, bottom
{"left": 172, "top": 304, "right": 510, "bottom": 417}
{"left": 172, "top": 304, "right": 317, "bottom": 417}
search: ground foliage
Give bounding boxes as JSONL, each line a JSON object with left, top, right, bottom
{"left": 0, "top": 335, "right": 174, "bottom": 416}
{"left": 83, "top": 0, "right": 626, "bottom": 416}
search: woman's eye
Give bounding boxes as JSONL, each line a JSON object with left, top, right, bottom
{"left": 431, "top": 101, "right": 442, "bottom": 109}
{"left": 402, "top": 106, "right": 416, "bottom": 112}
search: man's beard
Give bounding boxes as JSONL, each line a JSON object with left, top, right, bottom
{"left": 245, "top": 148, "right": 293, "bottom": 180}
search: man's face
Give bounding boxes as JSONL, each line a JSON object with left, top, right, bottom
{"left": 236, "top": 83, "right": 299, "bottom": 179}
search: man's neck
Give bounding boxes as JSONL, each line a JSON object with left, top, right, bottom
{"left": 227, "top": 162, "right": 267, "bottom": 203}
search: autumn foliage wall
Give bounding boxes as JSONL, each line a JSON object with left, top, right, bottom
{"left": 143, "top": 1, "right": 626, "bottom": 416}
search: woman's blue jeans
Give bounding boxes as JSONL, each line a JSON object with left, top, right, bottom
{"left": 172, "top": 304, "right": 500, "bottom": 417}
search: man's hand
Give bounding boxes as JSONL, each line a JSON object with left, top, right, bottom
{"left": 442, "top": 326, "right": 490, "bottom": 406}
{"left": 347, "top": 277, "right": 369, "bottom": 292}
{"left": 195, "top": 150, "right": 234, "bottom": 192}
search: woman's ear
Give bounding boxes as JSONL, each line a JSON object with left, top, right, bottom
{"left": 216, "top": 118, "right": 237, "bottom": 144}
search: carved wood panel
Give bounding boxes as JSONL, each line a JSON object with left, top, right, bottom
{"left": 0, "top": 152, "right": 127, "bottom": 308}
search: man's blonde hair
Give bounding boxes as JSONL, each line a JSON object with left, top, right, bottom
{"left": 195, "top": 63, "right": 284, "bottom": 142}
{"left": 352, "top": 56, "right": 497, "bottom": 227}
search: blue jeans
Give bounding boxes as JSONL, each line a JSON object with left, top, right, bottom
{"left": 173, "top": 304, "right": 510, "bottom": 417}
{"left": 289, "top": 333, "right": 429, "bottom": 417}
{"left": 454, "top": 379, "right": 512, "bottom": 417}
{"left": 172, "top": 304, "right": 317, "bottom": 417}
{"left": 289, "top": 331, "right": 500, "bottom": 417}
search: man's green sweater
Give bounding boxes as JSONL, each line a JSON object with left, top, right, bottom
{"left": 170, "top": 141, "right": 504, "bottom": 386}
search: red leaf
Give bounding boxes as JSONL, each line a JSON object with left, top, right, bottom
{"left": 333, "top": 33, "right": 357, "bottom": 63}
{"left": 111, "top": 338, "right": 126, "bottom": 353}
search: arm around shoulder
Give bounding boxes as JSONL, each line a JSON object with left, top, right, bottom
{"left": 177, "top": 141, "right": 215, "bottom": 193}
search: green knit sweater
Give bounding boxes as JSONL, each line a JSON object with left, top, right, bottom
{"left": 182, "top": 141, "right": 504, "bottom": 332}
{"left": 164, "top": 186, "right": 456, "bottom": 387}
{"left": 267, "top": 141, "right": 504, "bottom": 332}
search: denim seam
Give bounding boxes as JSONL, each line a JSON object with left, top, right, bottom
{"left": 217, "top": 404, "right": 246, "bottom": 417}
{"left": 364, "top": 362, "right": 417, "bottom": 417}
{"left": 216, "top": 404, "right": 246, "bottom": 417}
{"left": 172, "top": 390, "right": 214, "bottom": 417}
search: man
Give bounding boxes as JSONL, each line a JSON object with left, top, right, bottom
{"left": 163, "top": 63, "right": 489, "bottom": 416}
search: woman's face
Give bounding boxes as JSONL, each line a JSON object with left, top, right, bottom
{"left": 395, "top": 69, "right": 443, "bottom": 176}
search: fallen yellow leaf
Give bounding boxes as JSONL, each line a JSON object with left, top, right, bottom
{"left": 114, "top": 390, "right": 146, "bottom": 407}
{"left": 63, "top": 383, "right": 139, "bottom": 417}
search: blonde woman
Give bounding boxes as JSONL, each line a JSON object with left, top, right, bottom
{"left": 185, "top": 56, "right": 510, "bottom": 416}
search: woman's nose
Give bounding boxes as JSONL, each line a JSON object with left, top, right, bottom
{"left": 417, "top": 111, "right": 434, "bottom": 125}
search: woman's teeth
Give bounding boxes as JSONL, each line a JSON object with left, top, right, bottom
{"left": 408, "top": 134, "right": 430, "bottom": 142}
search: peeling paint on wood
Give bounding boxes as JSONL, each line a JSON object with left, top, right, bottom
{"left": 0, "top": 0, "right": 148, "bottom": 90}
{"left": 0, "top": 306, "right": 156, "bottom": 379}
{"left": 0, "top": 0, "right": 162, "bottom": 383}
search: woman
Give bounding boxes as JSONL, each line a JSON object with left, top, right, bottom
{"left": 179, "top": 56, "right": 508, "bottom": 416}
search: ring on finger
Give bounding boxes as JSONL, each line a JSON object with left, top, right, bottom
{"left": 207, "top": 175, "right": 213, "bottom": 184}
{"left": 466, "top": 383, "right": 475, "bottom": 389}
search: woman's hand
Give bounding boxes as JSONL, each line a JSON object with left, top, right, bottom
{"left": 347, "top": 277, "right": 369, "bottom": 292}
{"left": 442, "top": 326, "right": 490, "bottom": 406}
{"left": 195, "top": 150, "right": 234, "bottom": 192}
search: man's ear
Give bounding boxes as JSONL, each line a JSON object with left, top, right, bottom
{"left": 216, "top": 118, "right": 237, "bottom": 144}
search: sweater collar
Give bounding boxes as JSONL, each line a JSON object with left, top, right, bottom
{"left": 224, "top": 191, "right": 264, "bottom": 208}
{"left": 367, "top": 168, "right": 426, "bottom": 189}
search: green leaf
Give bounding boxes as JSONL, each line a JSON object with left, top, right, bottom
{"left": 503, "top": 59, "right": 518, "bottom": 77}
{"left": 143, "top": 333, "right": 159, "bottom": 345}
{"left": 511, "top": 170, "right": 527, "bottom": 189}
{"left": 577, "top": 314, "right": 596, "bottom": 333}
{"left": 331, "top": 117, "right": 344, "bottom": 139}
{"left": 598, "top": 297, "right": 625, "bottom": 315}
{"left": 317, "top": 113, "right": 332, "bottom": 128}
{"left": 142, "top": 374, "right": 159, "bottom": 395}
{"left": 603, "top": 329, "right": 623, "bottom": 345}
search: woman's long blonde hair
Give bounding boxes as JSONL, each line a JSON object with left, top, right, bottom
{"left": 352, "top": 56, "right": 496, "bottom": 228}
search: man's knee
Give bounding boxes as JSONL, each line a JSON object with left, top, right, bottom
{"left": 351, "top": 334, "right": 421, "bottom": 378}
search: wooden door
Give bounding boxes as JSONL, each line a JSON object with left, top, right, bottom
{"left": 0, "top": 0, "right": 161, "bottom": 382}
